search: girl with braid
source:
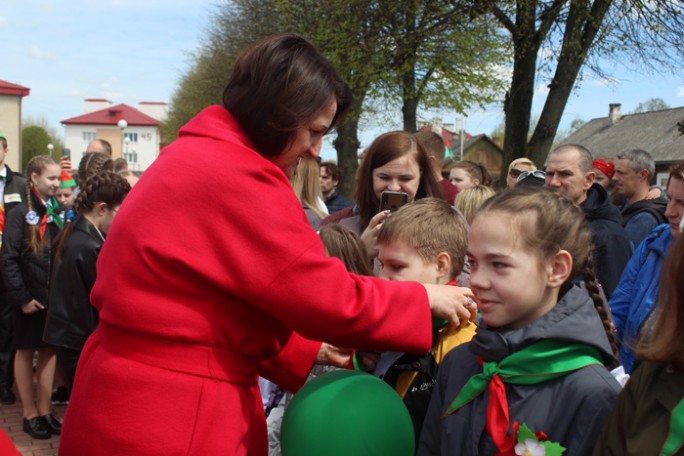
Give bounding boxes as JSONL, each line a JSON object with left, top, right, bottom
{"left": 0, "top": 155, "right": 63, "bottom": 440}
{"left": 418, "top": 187, "right": 622, "bottom": 456}
{"left": 76, "top": 152, "right": 113, "bottom": 186}
{"left": 44, "top": 172, "right": 130, "bottom": 391}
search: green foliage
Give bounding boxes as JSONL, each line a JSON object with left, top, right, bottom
{"left": 632, "top": 97, "right": 670, "bottom": 114}
{"left": 21, "top": 125, "right": 53, "bottom": 171}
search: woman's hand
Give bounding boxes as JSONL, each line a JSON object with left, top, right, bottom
{"left": 423, "top": 284, "right": 477, "bottom": 327}
{"left": 21, "top": 299, "right": 45, "bottom": 315}
{"left": 315, "top": 343, "right": 353, "bottom": 368}
{"left": 360, "top": 210, "right": 391, "bottom": 258}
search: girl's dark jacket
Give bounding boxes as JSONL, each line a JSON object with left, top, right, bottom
{"left": 417, "top": 285, "right": 622, "bottom": 456}
{"left": 44, "top": 215, "right": 103, "bottom": 350}
{"left": 1, "top": 192, "right": 60, "bottom": 308}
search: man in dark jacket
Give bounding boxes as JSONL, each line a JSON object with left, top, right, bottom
{"left": 613, "top": 149, "right": 667, "bottom": 250}
{"left": 546, "top": 144, "right": 631, "bottom": 298}
{"left": 319, "top": 161, "right": 353, "bottom": 214}
{"left": 0, "top": 132, "right": 26, "bottom": 405}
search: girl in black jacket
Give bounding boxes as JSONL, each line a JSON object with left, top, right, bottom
{"left": 44, "top": 172, "right": 130, "bottom": 390}
{"left": 1, "top": 155, "right": 63, "bottom": 439}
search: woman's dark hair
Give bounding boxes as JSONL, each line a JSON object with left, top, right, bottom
{"left": 355, "top": 131, "right": 442, "bottom": 228}
{"left": 78, "top": 152, "right": 114, "bottom": 186}
{"left": 223, "top": 33, "right": 352, "bottom": 158}
{"left": 53, "top": 171, "right": 131, "bottom": 261}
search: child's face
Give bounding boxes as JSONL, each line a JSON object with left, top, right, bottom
{"left": 55, "top": 188, "right": 75, "bottom": 209}
{"left": 31, "top": 163, "right": 61, "bottom": 200}
{"left": 467, "top": 211, "right": 557, "bottom": 329}
{"left": 449, "top": 168, "right": 478, "bottom": 191}
{"left": 378, "top": 240, "right": 444, "bottom": 285}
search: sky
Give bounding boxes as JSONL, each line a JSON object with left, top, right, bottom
{"left": 3, "top": 0, "right": 684, "bottom": 162}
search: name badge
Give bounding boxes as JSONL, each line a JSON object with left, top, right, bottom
{"left": 4, "top": 193, "right": 22, "bottom": 204}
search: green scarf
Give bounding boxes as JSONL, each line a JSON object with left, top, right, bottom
{"left": 443, "top": 339, "right": 605, "bottom": 455}
{"left": 662, "top": 396, "right": 684, "bottom": 456}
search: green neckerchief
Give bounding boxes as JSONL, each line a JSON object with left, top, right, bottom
{"left": 443, "top": 339, "right": 605, "bottom": 416}
{"left": 661, "top": 396, "right": 684, "bottom": 456}
{"left": 46, "top": 197, "right": 64, "bottom": 229}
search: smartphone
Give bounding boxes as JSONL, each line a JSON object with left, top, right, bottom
{"left": 62, "top": 148, "right": 71, "bottom": 158}
{"left": 380, "top": 191, "right": 409, "bottom": 212}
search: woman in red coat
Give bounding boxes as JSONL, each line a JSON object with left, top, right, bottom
{"left": 59, "top": 33, "right": 476, "bottom": 456}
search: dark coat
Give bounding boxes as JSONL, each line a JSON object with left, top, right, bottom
{"left": 1, "top": 191, "right": 60, "bottom": 308}
{"left": 44, "top": 216, "right": 103, "bottom": 350}
{"left": 0, "top": 166, "right": 27, "bottom": 296}
{"left": 324, "top": 188, "right": 354, "bottom": 215}
{"left": 581, "top": 184, "right": 631, "bottom": 299}
{"left": 620, "top": 197, "right": 668, "bottom": 251}
{"left": 594, "top": 361, "right": 684, "bottom": 456}
{"left": 417, "top": 286, "right": 622, "bottom": 456}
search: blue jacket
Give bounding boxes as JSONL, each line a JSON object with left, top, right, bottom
{"left": 608, "top": 224, "right": 673, "bottom": 373}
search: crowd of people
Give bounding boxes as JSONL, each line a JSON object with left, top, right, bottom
{"left": 0, "top": 33, "right": 682, "bottom": 456}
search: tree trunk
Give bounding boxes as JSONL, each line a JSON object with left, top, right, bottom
{"left": 527, "top": 0, "right": 613, "bottom": 165}
{"left": 501, "top": 43, "right": 539, "bottom": 188}
{"left": 333, "top": 88, "right": 367, "bottom": 199}
{"left": 402, "top": 95, "right": 419, "bottom": 132}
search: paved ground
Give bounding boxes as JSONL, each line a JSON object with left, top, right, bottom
{"left": 0, "top": 386, "right": 66, "bottom": 456}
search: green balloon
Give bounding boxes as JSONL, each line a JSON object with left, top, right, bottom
{"left": 281, "top": 370, "right": 415, "bottom": 456}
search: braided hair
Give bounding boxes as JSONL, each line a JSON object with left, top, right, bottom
{"left": 476, "top": 186, "right": 619, "bottom": 364}
{"left": 77, "top": 152, "right": 114, "bottom": 186}
{"left": 53, "top": 171, "right": 131, "bottom": 261}
{"left": 24, "top": 155, "right": 60, "bottom": 254}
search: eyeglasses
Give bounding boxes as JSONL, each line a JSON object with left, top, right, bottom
{"left": 517, "top": 170, "right": 546, "bottom": 182}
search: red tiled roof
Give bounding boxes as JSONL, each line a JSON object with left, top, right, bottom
{"left": 61, "top": 103, "right": 159, "bottom": 126}
{"left": 0, "top": 79, "right": 30, "bottom": 96}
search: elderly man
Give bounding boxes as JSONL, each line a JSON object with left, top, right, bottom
{"left": 545, "top": 144, "right": 631, "bottom": 298}
{"left": 613, "top": 149, "right": 667, "bottom": 250}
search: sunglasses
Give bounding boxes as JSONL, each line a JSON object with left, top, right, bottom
{"left": 517, "top": 170, "right": 546, "bottom": 182}
{"left": 509, "top": 168, "right": 525, "bottom": 178}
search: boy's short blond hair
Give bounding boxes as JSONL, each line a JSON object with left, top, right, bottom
{"left": 377, "top": 198, "right": 468, "bottom": 280}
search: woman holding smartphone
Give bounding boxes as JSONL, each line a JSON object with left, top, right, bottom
{"left": 322, "top": 130, "right": 443, "bottom": 259}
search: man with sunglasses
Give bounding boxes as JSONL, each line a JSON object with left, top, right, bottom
{"left": 506, "top": 157, "right": 537, "bottom": 188}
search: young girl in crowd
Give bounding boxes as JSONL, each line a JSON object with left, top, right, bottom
{"left": 1, "top": 156, "right": 64, "bottom": 440}
{"left": 448, "top": 160, "right": 492, "bottom": 192}
{"left": 418, "top": 187, "right": 622, "bottom": 456}
{"left": 594, "top": 220, "right": 684, "bottom": 455}
{"left": 44, "top": 172, "right": 131, "bottom": 390}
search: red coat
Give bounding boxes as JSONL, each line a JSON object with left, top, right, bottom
{"left": 59, "top": 106, "right": 433, "bottom": 455}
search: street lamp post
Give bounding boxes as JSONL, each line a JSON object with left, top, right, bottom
{"left": 117, "top": 119, "right": 128, "bottom": 158}
{"left": 47, "top": 143, "right": 54, "bottom": 158}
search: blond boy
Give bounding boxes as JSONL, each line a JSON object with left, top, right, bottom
{"left": 373, "top": 197, "right": 476, "bottom": 443}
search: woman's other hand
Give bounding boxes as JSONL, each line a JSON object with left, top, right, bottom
{"left": 360, "top": 210, "right": 391, "bottom": 258}
{"left": 21, "top": 299, "right": 45, "bottom": 315}
{"left": 423, "top": 284, "right": 477, "bottom": 327}
{"left": 315, "top": 343, "right": 353, "bottom": 368}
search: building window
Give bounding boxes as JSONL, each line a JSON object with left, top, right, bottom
{"left": 82, "top": 131, "right": 96, "bottom": 142}
{"left": 124, "top": 132, "right": 138, "bottom": 143}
